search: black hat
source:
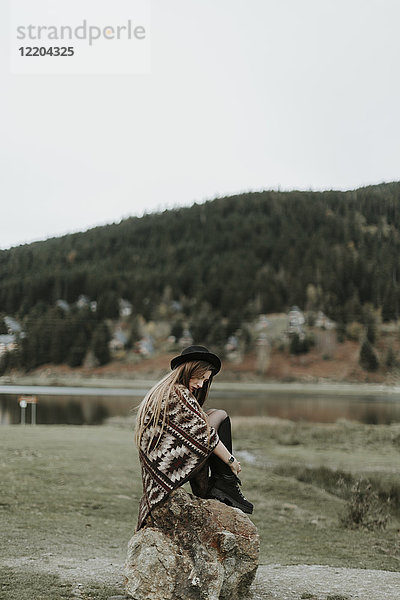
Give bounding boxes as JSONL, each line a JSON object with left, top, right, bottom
{"left": 171, "top": 345, "right": 221, "bottom": 374}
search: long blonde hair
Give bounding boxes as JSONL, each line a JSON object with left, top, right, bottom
{"left": 134, "top": 360, "right": 214, "bottom": 451}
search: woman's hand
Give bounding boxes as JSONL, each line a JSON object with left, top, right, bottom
{"left": 212, "top": 441, "right": 242, "bottom": 476}
{"left": 229, "top": 457, "right": 241, "bottom": 476}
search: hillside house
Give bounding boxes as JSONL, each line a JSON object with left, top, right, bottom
{"left": 119, "top": 299, "right": 133, "bottom": 318}
{"left": 56, "top": 299, "right": 70, "bottom": 312}
{"left": 109, "top": 328, "right": 129, "bottom": 352}
{"left": 4, "top": 316, "right": 22, "bottom": 334}
{"left": 314, "top": 311, "right": 335, "bottom": 329}
{"left": 0, "top": 334, "right": 16, "bottom": 356}
{"left": 287, "top": 306, "right": 305, "bottom": 337}
{"left": 76, "top": 295, "right": 91, "bottom": 310}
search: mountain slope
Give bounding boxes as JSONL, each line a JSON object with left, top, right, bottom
{"left": 1, "top": 182, "right": 400, "bottom": 323}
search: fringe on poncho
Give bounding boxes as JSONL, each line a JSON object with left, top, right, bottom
{"left": 137, "top": 383, "right": 219, "bottom": 530}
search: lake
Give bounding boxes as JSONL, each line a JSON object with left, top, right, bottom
{"left": 1, "top": 383, "right": 400, "bottom": 425}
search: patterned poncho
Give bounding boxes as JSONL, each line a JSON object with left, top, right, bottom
{"left": 137, "top": 383, "right": 219, "bottom": 530}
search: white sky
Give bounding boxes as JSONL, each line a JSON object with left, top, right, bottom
{"left": 1, "top": 0, "right": 400, "bottom": 250}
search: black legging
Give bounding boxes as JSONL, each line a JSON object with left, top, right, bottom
{"left": 207, "top": 412, "right": 233, "bottom": 477}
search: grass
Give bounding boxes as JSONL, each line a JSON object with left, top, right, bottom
{"left": 0, "top": 425, "right": 136, "bottom": 600}
{"left": 1, "top": 419, "right": 399, "bottom": 600}
{"left": 232, "top": 418, "right": 400, "bottom": 570}
{"left": 0, "top": 568, "right": 72, "bottom": 600}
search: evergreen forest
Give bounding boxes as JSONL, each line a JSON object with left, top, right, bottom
{"left": 1, "top": 181, "right": 400, "bottom": 371}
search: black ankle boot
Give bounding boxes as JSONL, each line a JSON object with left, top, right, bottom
{"left": 208, "top": 473, "right": 254, "bottom": 514}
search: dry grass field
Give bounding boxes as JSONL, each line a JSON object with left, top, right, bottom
{"left": 1, "top": 418, "right": 399, "bottom": 599}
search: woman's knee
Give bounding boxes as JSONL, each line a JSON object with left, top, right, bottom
{"left": 207, "top": 409, "right": 228, "bottom": 429}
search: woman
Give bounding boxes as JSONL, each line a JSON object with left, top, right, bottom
{"left": 135, "top": 345, "right": 253, "bottom": 530}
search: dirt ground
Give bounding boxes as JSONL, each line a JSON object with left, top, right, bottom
{"left": 253, "top": 563, "right": 400, "bottom": 600}
{"left": 3, "top": 556, "right": 399, "bottom": 600}
{"left": 1, "top": 340, "right": 392, "bottom": 386}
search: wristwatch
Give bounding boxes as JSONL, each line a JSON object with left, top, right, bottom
{"left": 228, "top": 455, "right": 235, "bottom": 464}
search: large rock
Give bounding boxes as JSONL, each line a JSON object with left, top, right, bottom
{"left": 125, "top": 487, "right": 259, "bottom": 600}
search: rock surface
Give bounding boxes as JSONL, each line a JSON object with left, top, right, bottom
{"left": 124, "top": 487, "right": 259, "bottom": 600}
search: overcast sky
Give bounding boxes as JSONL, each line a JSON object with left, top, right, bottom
{"left": 1, "top": 0, "right": 399, "bottom": 250}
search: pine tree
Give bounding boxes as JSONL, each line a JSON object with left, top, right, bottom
{"left": 384, "top": 346, "right": 397, "bottom": 369}
{"left": 0, "top": 315, "right": 7, "bottom": 334}
{"left": 359, "top": 339, "right": 379, "bottom": 372}
{"left": 68, "top": 330, "right": 89, "bottom": 367}
{"left": 91, "top": 322, "right": 111, "bottom": 365}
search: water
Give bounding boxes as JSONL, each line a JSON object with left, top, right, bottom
{"left": 1, "top": 383, "right": 400, "bottom": 425}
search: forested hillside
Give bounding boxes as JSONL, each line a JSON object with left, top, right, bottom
{"left": 1, "top": 182, "right": 400, "bottom": 372}
{"left": 1, "top": 182, "right": 400, "bottom": 322}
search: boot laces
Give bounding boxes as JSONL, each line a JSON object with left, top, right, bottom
{"left": 234, "top": 481, "right": 248, "bottom": 501}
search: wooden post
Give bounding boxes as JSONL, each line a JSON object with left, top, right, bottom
{"left": 18, "top": 396, "right": 38, "bottom": 425}
{"left": 19, "top": 398, "right": 26, "bottom": 424}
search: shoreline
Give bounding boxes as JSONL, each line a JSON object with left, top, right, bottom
{"left": 1, "top": 374, "right": 400, "bottom": 396}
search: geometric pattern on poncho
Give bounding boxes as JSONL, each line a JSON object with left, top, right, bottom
{"left": 137, "top": 384, "right": 219, "bottom": 530}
